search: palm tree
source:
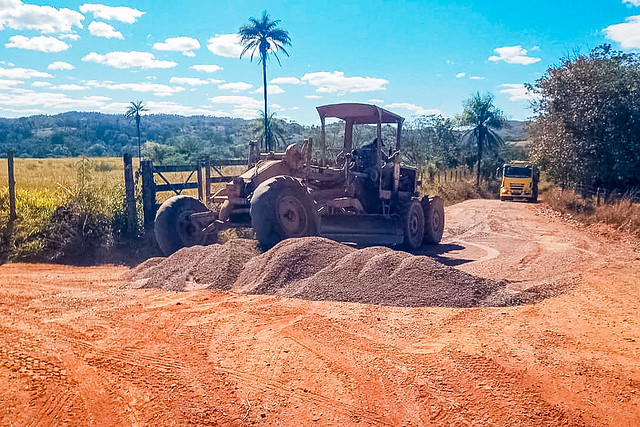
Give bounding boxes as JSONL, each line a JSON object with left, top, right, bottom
{"left": 125, "top": 100, "right": 148, "bottom": 158}
{"left": 250, "top": 111, "right": 287, "bottom": 151}
{"left": 238, "top": 11, "right": 291, "bottom": 152}
{"left": 459, "top": 92, "right": 506, "bottom": 186}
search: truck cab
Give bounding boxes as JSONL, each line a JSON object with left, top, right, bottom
{"left": 499, "top": 161, "right": 539, "bottom": 202}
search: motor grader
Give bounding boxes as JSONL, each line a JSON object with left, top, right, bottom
{"left": 154, "top": 103, "right": 444, "bottom": 255}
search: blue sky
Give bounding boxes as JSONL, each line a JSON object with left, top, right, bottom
{"left": 0, "top": 0, "right": 639, "bottom": 124}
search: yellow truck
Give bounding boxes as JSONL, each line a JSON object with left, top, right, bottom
{"left": 499, "top": 161, "right": 539, "bottom": 202}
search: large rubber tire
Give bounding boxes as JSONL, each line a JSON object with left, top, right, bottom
{"left": 402, "top": 199, "right": 425, "bottom": 250}
{"left": 250, "top": 176, "right": 319, "bottom": 250}
{"left": 154, "top": 195, "right": 209, "bottom": 256}
{"left": 422, "top": 195, "right": 445, "bottom": 244}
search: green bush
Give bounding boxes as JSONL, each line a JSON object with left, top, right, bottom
{"left": 1, "top": 157, "right": 136, "bottom": 264}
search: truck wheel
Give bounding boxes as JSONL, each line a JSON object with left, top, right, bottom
{"left": 402, "top": 199, "right": 425, "bottom": 250}
{"left": 154, "top": 195, "right": 208, "bottom": 256}
{"left": 422, "top": 195, "right": 444, "bottom": 244}
{"left": 250, "top": 176, "right": 319, "bottom": 250}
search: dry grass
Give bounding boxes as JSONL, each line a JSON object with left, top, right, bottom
{"left": 0, "top": 157, "right": 131, "bottom": 192}
{"left": 421, "top": 175, "right": 499, "bottom": 205}
{"left": 544, "top": 187, "right": 640, "bottom": 237}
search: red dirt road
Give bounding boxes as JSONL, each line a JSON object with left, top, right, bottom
{"left": 1, "top": 199, "right": 639, "bottom": 426}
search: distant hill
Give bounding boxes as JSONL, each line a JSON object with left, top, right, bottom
{"left": 498, "top": 120, "right": 528, "bottom": 142}
{"left": 0, "top": 111, "right": 528, "bottom": 159}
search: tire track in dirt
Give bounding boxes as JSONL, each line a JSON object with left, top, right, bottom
{"left": 0, "top": 339, "right": 83, "bottom": 427}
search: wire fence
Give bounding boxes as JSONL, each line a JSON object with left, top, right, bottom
{"left": 574, "top": 183, "right": 640, "bottom": 205}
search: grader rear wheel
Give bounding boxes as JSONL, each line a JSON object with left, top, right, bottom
{"left": 250, "top": 175, "right": 319, "bottom": 250}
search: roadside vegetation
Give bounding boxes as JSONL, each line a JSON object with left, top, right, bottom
{"left": 544, "top": 188, "right": 640, "bottom": 238}
{"left": 0, "top": 157, "right": 138, "bottom": 264}
{"left": 2, "top": 38, "right": 640, "bottom": 263}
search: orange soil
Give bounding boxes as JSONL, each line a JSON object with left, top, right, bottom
{"left": 1, "top": 199, "right": 639, "bottom": 426}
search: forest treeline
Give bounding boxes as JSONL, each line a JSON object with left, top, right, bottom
{"left": 0, "top": 110, "right": 526, "bottom": 165}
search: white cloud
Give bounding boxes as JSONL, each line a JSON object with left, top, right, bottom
{"left": 191, "top": 64, "right": 223, "bottom": 73}
{"left": 59, "top": 33, "right": 79, "bottom": 40}
{"left": 305, "top": 95, "right": 322, "bottom": 99}
{"left": 270, "top": 77, "right": 301, "bottom": 85}
{"left": 489, "top": 46, "right": 541, "bottom": 65}
{"left": 0, "top": 79, "right": 23, "bottom": 90}
{"left": 169, "top": 77, "right": 221, "bottom": 86}
{"left": 385, "top": 102, "right": 441, "bottom": 116}
{"left": 209, "top": 95, "right": 262, "bottom": 119}
{"left": 623, "top": 0, "right": 640, "bottom": 6}
{"left": 456, "top": 72, "right": 466, "bottom": 78}
{"left": 5, "top": 35, "right": 69, "bottom": 52}
{"left": 368, "top": 98, "right": 384, "bottom": 103}
{"left": 0, "top": 89, "right": 112, "bottom": 111}
{"left": 88, "top": 21, "right": 123, "bottom": 39}
{"left": 85, "top": 80, "right": 184, "bottom": 96}
{"left": 48, "top": 61, "right": 74, "bottom": 70}
{"left": 218, "top": 82, "right": 253, "bottom": 92}
{"left": 144, "top": 101, "right": 228, "bottom": 117}
{"left": 207, "top": 34, "right": 243, "bottom": 58}
{"left": 499, "top": 83, "right": 539, "bottom": 101}
{"left": 32, "top": 81, "right": 52, "bottom": 87}
{"left": 154, "top": 36, "right": 200, "bottom": 57}
{"left": 0, "top": 0, "right": 83, "bottom": 34}
{"left": 301, "top": 71, "right": 388, "bottom": 93}
{"left": 53, "top": 83, "right": 87, "bottom": 91}
{"left": 604, "top": 15, "right": 640, "bottom": 48}
{"left": 470, "top": 76, "right": 486, "bottom": 80}
{"left": 0, "top": 66, "right": 52, "bottom": 79}
{"left": 82, "top": 51, "right": 177, "bottom": 69}
{"left": 79, "top": 4, "right": 145, "bottom": 24}
{"left": 253, "top": 84, "right": 285, "bottom": 95}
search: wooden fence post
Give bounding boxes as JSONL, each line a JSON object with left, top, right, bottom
{"left": 205, "top": 156, "right": 211, "bottom": 205}
{"left": 140, "top": 160, "right": 156, "bottom": 240}
{"left": 196, "top": 159, "right": 203, "bottom": 202}
{"left": 123, "top": 153, "right": 137, "bottom": 236}
{"left": 7, "top": 150, "right": 16, "bottom": 223}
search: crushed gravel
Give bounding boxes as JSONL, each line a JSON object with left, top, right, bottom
{"left": 126, "top": 237, "right": 562, "bottom": 307}
{"left": 125, "top": 239, "right": 259, "bottom": 291}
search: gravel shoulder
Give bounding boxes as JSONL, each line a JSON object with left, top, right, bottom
{"left": 1, "top": 199, "right": 639, "bottom": 426}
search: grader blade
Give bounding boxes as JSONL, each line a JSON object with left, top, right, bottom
{"left": 319, "top": 214, "right": 404, "bottom": 246}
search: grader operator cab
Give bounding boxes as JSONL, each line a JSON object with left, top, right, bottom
{"left": 154, "top": 103, "right": 445, "bottom": 255}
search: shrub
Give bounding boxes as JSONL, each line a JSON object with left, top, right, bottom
{"left": 0, "top": 157, "right": 134, "bottom": 264}
{"left": 544, "top": 187, "right": 640, "bottom": 237}
{"left": 421, "top": 174, "right": 499, "bottom": 205}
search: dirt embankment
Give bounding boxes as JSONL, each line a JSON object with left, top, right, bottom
{"left": 1, "top": 199, "right": 639, "bottom": 426}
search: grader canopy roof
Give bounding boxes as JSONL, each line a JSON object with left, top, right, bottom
{"left": 316, "top": 103, "right": 404, "bottom": 125}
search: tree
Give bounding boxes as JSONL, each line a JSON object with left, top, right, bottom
{"left": 458, "top": 92, "right": 506, "bottom": 186}
{"left": 528, "top": 45, "right": 640, "bottom": 191}
{"left": 249, "top": 111, "right": 287, "bottom": 151}
{"left": 403, "top": 114, "right": 458, "bottom": 180}
{"left": 238, "top": 11, "right": 291, "bottom": 152}
{"left": 125, "top": 100, "right": 148, "bottom": 158}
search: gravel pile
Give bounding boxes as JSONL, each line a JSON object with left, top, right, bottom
{"left": 233, "top": 237, "right": 356, "bottom": 295}
{"left": 236, "top": 238, "right": 505, "bottom": 307}
{"left": 127, "top": 236, "right": 523, "bottom": 307}
{"left": 125, "top": 239, "right": 259, "bottom": 291}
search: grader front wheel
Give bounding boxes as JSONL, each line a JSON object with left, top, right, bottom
{"left": 402, "top": 199, "right": 425, "bottom": 250}
{"left": 154, "top": 195, "right": 209, "bottom": 256}
{"left": 422, "top": 196, "right": 445, "bottom": 244}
